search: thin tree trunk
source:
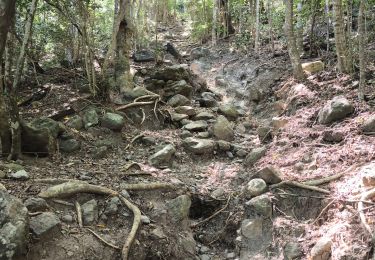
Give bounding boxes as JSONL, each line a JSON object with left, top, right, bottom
{"left": 296, "top": 2, "right": 303, "bottom": 55}
{"left": 333, "top": 0, "right": 351, "bottom": 73}
{"left": 284, "top": 0, "right": 305, "bottom": 80}
{"left": 13, "top": 0, "right": 38, "bottom": 91}
{"left": 212, "top": 0, "right": 217, "bottom": 46}
{"left": 309, "top": 0, "right": 319, "bottom": 57}
{"left": 325, "top": 0, "right": 330, "bottom": 51}
{"left": 358, "top": 0, "right": 366, "bottom": 100}
{"left": 267, "top": 0, "right": 274, "bottom": 55}
{"left": 254, "top": 0, "right": 260, "bottom": 52}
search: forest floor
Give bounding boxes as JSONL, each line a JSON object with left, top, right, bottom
{"left": 2, "top": 21, "right": 375, "bottom": 260}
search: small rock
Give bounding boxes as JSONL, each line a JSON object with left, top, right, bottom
{"left": 141, "top": 215, "right": 151, "bottom": 224}
{"left": 30, "top": 212, "right": 61, "bottom": 238}
{"left": 246, "top": 194, "right": 272, "bottom": 217}
{"left": 66, "top": 115, "right": 84, "bottom": 130}
{"left": 218, "top": 104, "right": 239, "bottom": 120}
{"left": 318, "top": 96, "right": 354, "bottom": 125}
{"left": 200, "top": 254, "right": 211, "bottom": 260}
{"left": 183, "top": 137, "right": 216, "bottom": 154}
{"left": 105, "top": 197, "right": 120, "bottom": 215}
{"left": 197, "top": 132, "right": 210, "bottom": 138}
{"left": 180, "top": 119, "right": 193, "bottom": 126}
{"left": 254, "top": 166, "right": 282, "bottom": 184}
{"left": 236, "top": 149, "right": 247, "bottom": 158}
{"left": 0, "top": 170, "right": 6, "bottom": 179}
{"left": 194, "top": 111, "right": 216, "bottom": 120}
{"left": 199, "top": 92, "right": 219, "bottom": 108}
{"left": 200, "top": 246, "right": 209, "bottom": 253}
{"left": 92, "top": 146, "right": 108, "bottom": 159}
{"left": 175, "top": 106, "right": 196, "bottom": 116}
{"left": 150, "top": 227, "right": 166, "bottom": 239}
{"left": 24, "top": 197, "right": 48, "bottom": 212}
{"left": 120, "top": 189, "right": 131, "bottom": 198}
{"left": 2, "top": 163, "right": 24, "bottom": 172}
{"left": 226, "top": 252, "right": 236, "bottom": 259}
{"left": 167, "top": 94, "right": 190, "bottom": 107}
{"left": 190, "top": 47, "right": 210, "bottom": 60}
{"left": 302, "top": 60, "right": 324, "bottom": 74}
{"left": 180, "top": 130, "right": 193, "bottom": 138}
{"left": 82, "top": 107, "right": 99, "bottom": 129}
{"left": 81, "top": 199, "right": 98, "bottom": 225}
{"left": 101, "top": 112, "right": 125, "bottom": 131}
{"left": 361, "top": 115, "right": 375, "bottom": 133}
{"left": 211, "top": 188, "right": 225, "bottom": 199}
{"left": 271, "top": 117, "right": 288, "bottom": 130}
{"left": 61, "top": 214, "right": 74, "bottom": 223}
{"left": 59, "top": 138, "right": 81, "bottom": 153}
{"left": 149, "top": 144, "right": 176, "bottom": 167}
{"left": 241, "top": 218, "right": 263, "bottom": 239}
{"left": 184, "top": 121, "right": 208, "bottom": 132}
{"left": 171, "top": 112, "right": 189, "bottom": 122}
{"left": 257, "top": 125, "right": 272, "bottom": 143}
{"left": 166, "top": 195, "right": 191, "bottom": 222}
{"left": 244, "top": 147, "right": 267, "bottom": 167}
{"left": 310, "top": 237, "right": 332, "bottom": 260}
{"left": 226, "top": 151, "right": 234, "bottom": 158}
{"left": 217, "top": 140, "right": 231, "bottom": 152}
{"left": 322, "top": 130, "right": 344, "bottom": 143}
{"left": 133, "top": 50, "right": 155, "bottom": 62}
{"left": 213, "top": 115, "right": 234, "bottom": 141}
{"left": 8, "top": 170, "right": 29, "bottom": 180}
{"left": 29, "top": 117, "right": 63, "bottom": 138}
{"left": 294, "top": 162, "right": 305, "bottom": 172}
{"left": 284, "top": 242, "right": 303, "bottom": 260}
{"left": 246, "top": 178, "right": 267, "bottom": 197}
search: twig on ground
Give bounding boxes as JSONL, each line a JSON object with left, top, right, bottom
{"left": 75, "top": 201, "right": 83, "bottom": 228}
{"left": 116, "top": 101, "right": 154, "bottom": 111}
{"left": 28, "top": 211, "right": 44, "bottom": 216}
{"left": 270, "top": 180, "right": 330, "bottom": 194}
{"left": 358, "top": 188, "right": 375, "bottom": 238}
{"left": 191, "top": 195, "right": 231, "bottom": 228}
{"left": 119, "top": 196, "right": 141, "bottom": 260}
{"left": 86, "top": 227, "right": 120, "bottom": 250}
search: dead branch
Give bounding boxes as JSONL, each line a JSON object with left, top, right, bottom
{"left": 52, "top": 199, "right": 75, "bottom": 207}
{"left": 116, "top": 101, "right": 155, "bottom": 111}
{"left": 134, "top": 94, "right": 160, "bottom": 103}
{"left": 311, "top": 199, "right": 335, "bottom": 225}
{"left": 75, "top": 201, "right": 83, "bottom": 228}
{"left": 119, "top": 196, "right": 141, "bottom": 260}
{"left": 358, "top": 187, "right": 375, "bottom": 237}
{"left": 191, "top": 195, "right": 231, "bottom": 228}
{"left": 124, "top": 134, "right": 144, "bottom": 150}
{"left": 140, "top": 108, "right": 146, "bottom": 125}
{"left": 270, "top": 180, "right": 330, "bottom": 194}
{"left": 86, "top": 227, "right": 120, "bottom": 250}
{"left": 122, "top": 183, "right": 176, "bottom": 191}
{"left": 38, "top": 181, "right": 118, "bottom": 198}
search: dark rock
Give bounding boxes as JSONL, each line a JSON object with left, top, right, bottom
{"left": 180, "top": 130, "right": 193, "bottom": 138}
{"left": 30, "top": 212, "right": 61, "bottom": 238}
{"left": 165, "top": 80, "right": 193, "bottom": 98}
{"left": 92, "top": 146, "right": 108, "bottom": 159}
{"left": 24, "top": 197, "right": 48, "bottom": 212}
{"left": 257, "top": 126, "right": 272, "bottom": 143}
{"left": 82, "top": 107, "right": 99, "bottom": 129}
{"left": 59, "top": 138, "right": 81, "bottom": 153}
{"left": 133, "top": 50, "right": 155, "bottom": 62}
{"left": 190, "top": 47, "right": 210, "bottom": 60}
{"left": 194, "top": 111, "right": 216, "bottom": 120}
{"left": 246, "top": 178, "right": 267, "bottom": 197}
{"left": 184, "top": 120, "right": 208, "bottom": 132}
{"left": 149, "top": 144, "right": 176, "bottom": 167}
{"left": 0, "top": 190, "right": 28, "bottom": 259}
{"left": 61, "top": 214, "right": 74, "bottom": 223}
{"left": 217, "top": 140, "right": 231, "bottom": 152}
{"left": 318, "top": 96, "right": 354, "bottom": 124}
{"left": 104, "top": 197, "right": 120, "bottom": 215}
{"left": 150, "top": 64, "right": 190, "bottom": 81}
{"left": 66, "top": 115, "right": 83, "bottom": 130}
{"left": 166, "top": 195, "right": 191, "bottom": 222}
{"left": 241, "top": 218, "right": 263, "bottom": 239}
{"left": 254, "top": 166, "right": 282, "bottom": 184}
{"left": 322, "top": 130, "right": 344, "bottom": 143}
{"left": 183, "top": 137, "right": 216, "bottom": 154}
{"left": 167, "top": 94, "right": 190, "bottom": 107}
{"left": 170, "top": 112, "right": 189, "bottom": 122}
{"left": 29, "top": 117, "right": 63, "bottom": 138}
{"left": 213, "top": 115, "right": 234, "bottom": 141}
{"left": 175, "top": 106, "right": 196, "bottom": 116}
{"left": 21, "top": 121, "right": 56, "bottom": 155}
{"left": 82, "top": 199, "right": 98, "bottom": 225}
{"left": 284, "top": 242, "right": 303, "bottom": 260}
{"left": 218, "top": 104, "right": 240, "bottom": 120}
{"left": 246, "top": 194, "right": 272, "bottom": 217}
{"left": 101, "top": 112, "right": 125, "bottom": 131}
{"left": 361, "top": 115, "right": 375, "bottom": 133}
{"left": 244, "top": 147, "right": 267, "bottom": 167}
{"left": 198, "top": 92, "right": 219, "bottom": 107}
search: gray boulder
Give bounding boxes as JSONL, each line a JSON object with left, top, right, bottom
{"left": 66, "top": 115, "right": 83, "bottom": 130}
{"left": 218, "top": 104, "right": 240, "bottom": 120}
{"left": 184, "top": 120, "right": 208, "bottom": 132}
{"left": 194, "top": 111, "right": 216, "bottom": 120}
{"left": 213, "top": 115, "right": 234, "bottom": 141}
{"left": 166, "top": 195, "right": 191, "bottom": 222}
{"left": 151, "top": 64, "right": 190, "bottom": 81}
{"left": 284, "top": 242, "right": 303, "bottom": 260}
{"left": 244, "top": 146, "right": 267, "bottom": 167}
{"left": 24, "top": 197, "right": 48, "bottom": 212}
{"left": 30, "top": 212, "right": 61, "bottom": 238}
{"left": 0, "top": 190, "right": 28, "bottom": 259}
{"left": 183, "top": 137, "right": 216, "bottom": 154}
{"left": 246, "top": 194, "right": 272, "bottom": 217}
{"left": 165, "top": 80, "right": 193, "bottom": 98}
{"left": 82, "top": 107, "right": 99, "bottom": 129}
{"left": 101, "top": 112, "right": 125, "bottom": 131}
{"left": 30, "top": 117, "right": 63, "bottom": 138}
{"left": 361, "top": 115, "right": 375, "bottom": 133}
{"left": 246, "top": 178, "right": 267, "bottom": 197}
{"left": 241, "top": 218, "right": 263, "bottom": 240}
{"left": 175, "top": 106, "right": 196, "bottom": 116}
{"left": 149, "top": 144, "right": 176, "bottom": 167}
{"left": 170, "top": 112, "right": 189, "bottom": 122}
{"left": 8, "top": 170, "right": 29, "bottom": 180}
{"left": 82, "top": 199, "right": 98, "bottom": 225}
{"left": 167, "top": 94, "right": 190, "bottom": 107}
{"left": 318, "top": 96, "right": 354, "bottom": 124}
{"left": 199, "top": 92, "right": 219, "bottom": 107}
{"left": 59, "top": 138, "right": 81, "bottom": 153}
{"left": 190, "top": 47, "right": 210, "bottom": 60}
{"left": 133, "top": 50, "right": 155, "bottom": 62}
{"left": 254, "top": 166, "right": 282, "bottom": 184}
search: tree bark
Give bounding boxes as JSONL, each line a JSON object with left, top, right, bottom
{"left": 358, "top": 0, "right": 366, "bottom": 100}
{"left": 254, "top": 0, "right": 260, "bottom": 52}
{"left": 212, "top": 0, "right": 217, "bottom": 46}
{"left": 333, "top": 0, "right": 351, "bottom": 73}
{"left": 284, "top": 0, "right": 305, "bottom": 80}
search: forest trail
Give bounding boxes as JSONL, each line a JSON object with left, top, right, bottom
{"left": 2, "top": 20, "right": 375, "bottom": 260}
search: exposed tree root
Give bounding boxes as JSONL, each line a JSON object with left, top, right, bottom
{"left": 119, "top": 196, "right": 141, "bottom": 260}
{"left": 122, "top": 183, "right": 176, "bottom": 191}
{"left": 358, "top": 187, "right": 375, "bottom": 238}
{"left": 38, "top": 181, "right": 118, "bottom": 198}
{"left": 270, "top": 180, "right": 330, "bottom": 194}
{"left": 75, "top": 201, "right": 83, "bottom": 228}
{"left": 134, "top": 94, "right": 160, "bottom": 103}
{"left": 121, "top": 162, "right": 142, "bottom": 172}
{"left": 311, "top": 199, "right": 335, "bottom": 225}
{"left": 116, "top": 101, "right": 155, "bottom": 111}
{"left": 86, "top": 227, "right": 120, "bottom": 250}
{"left": 124, "top": 134, "right": 144, "bottom": 150}
{"left": 34, "top": 178, "right": 75, "bottom": 184}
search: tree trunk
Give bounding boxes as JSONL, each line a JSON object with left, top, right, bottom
{"left": 325, "top": 0, "right": 330, "bottom": 51}
{"left": 254, "top": 0, "right": 260, "bottom": 52}
{"left": 284, "top": 0, "right": 305, "bottom": 80}
{"left": 296, "top": 2, "right": 304, "bottom": 55}
{"left": 358, "top": 0, "right": 366, "bottom": 100}
{"left": 13, "top": 0, "right": 38, "bottom": 91}
{"left": 212, "top": 0, "right": 217, "bottom": 46}
{"left": 267, "top": 0, "right": 274, "bottom": 55}
{"left": 0, "top": 0, "right": 18, "bottom": 160}
{"left": 333, "top": 0, "right": 351, "bottom": 73}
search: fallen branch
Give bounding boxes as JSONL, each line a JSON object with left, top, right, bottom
{"left": 122, "top": 183, "right": 175, "bottom": 191}
{"left": 134, "top": 94, "right": 159, "bottom": 103}
{"left": 38, "top": 181, "right": 118, "bottom": 198}
{"left": 116, "top": 101, "right": 154, "bottom": 111}
{"left": 86, "top": 227, "right": 120, "bottom": 250}
{"left": 124, "top": 134, "right": 144, "bottom": 150}
{"left": 191, "top": 195, "right": 231, "bottom": 228}
{"left": 75, "top": 201, "right": 83, "bottom": 228}
{"left": 311, "top": 199, "right": 335, "bottom": 225}
{"left": 358, "top": 187, "right": 375, "bottom": 237}
{"left": 270, "top": 180, "right": 330, "bottom": 194}
{"left": 119, "top": 196, "right": 141, "bottom": 260}
{"left": 52, "top": 199, "right": 74, "bottom": 207}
